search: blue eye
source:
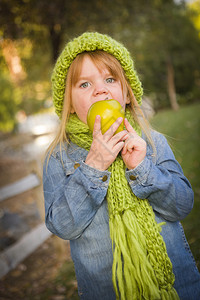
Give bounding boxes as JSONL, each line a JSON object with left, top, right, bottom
{"left": 80, "top": 82, "right": 90, "bottom": 88}
{"left": 106, "top": 78, "right": 115, "bottom": 83}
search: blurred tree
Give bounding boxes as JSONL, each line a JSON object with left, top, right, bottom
{"left": 187, "top": 0, "right": 200, "bottom": 38}
{"left": 19, "top": 0, "right": 74, "bottom": 63}
{"left": 127, "top": 0, "right": 200, "bottom": 109}
{"left": 0, "top": 0, "right": 66, "bottom": 63}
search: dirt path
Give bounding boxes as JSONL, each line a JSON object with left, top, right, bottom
{"left": 0, "top": 132, "right": 78, "bottom": 299}
{"left": 0, "top": 236, "right": 77, "bottom": 300}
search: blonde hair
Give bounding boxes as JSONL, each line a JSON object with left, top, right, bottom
{"left": 47, "top": 50, "right": 156, "bottom": 158}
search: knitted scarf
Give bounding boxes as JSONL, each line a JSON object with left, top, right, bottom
{"left": 66, "top": 111, "right": 179, "bottom": 300}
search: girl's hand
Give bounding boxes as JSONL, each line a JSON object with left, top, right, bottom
{"left": 85, "top": 115, "right": 127, "bottom": 171}
{"left": 121, "top": 118, "right": 147, "bottom": 170}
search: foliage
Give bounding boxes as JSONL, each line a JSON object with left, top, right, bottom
{"left": 0, "top": 73, "right": 17, "bottom": 131}
{"left": 187, "top": 0, "right": 200, "bottom": 38}
{"left": 131, "top": 1, "right": 200, "bottom": 109}
{"left": 0, "top": 37, "right": 51, "bottom": 131}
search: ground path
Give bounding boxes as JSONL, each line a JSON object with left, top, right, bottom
{"left": 0, "top": 119, "right": 78, "bottom": 299}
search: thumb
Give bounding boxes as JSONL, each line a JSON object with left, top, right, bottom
{"left": 124, "top": 118, "right": 137, "bottom": 134}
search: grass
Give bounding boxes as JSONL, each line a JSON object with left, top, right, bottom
{"left": 150, "top": 102, "right": 200, "bottom": 269}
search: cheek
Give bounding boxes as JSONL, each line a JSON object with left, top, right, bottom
{"left": 74, "top": 101, "right": 91, "bottom": 124}
{"left": 115, "top": 92, "right": 127, "bottom": 109}
{"left": 115, "top": 85, "right": 129, "bottom": 108}
{"left": 112, "top": 84, "right": 124, "bottom": 99}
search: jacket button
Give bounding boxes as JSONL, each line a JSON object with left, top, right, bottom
{"left": 74, "top": 163, "right": 80, "bottom": 169}
{"left": 129, "top": 175, "right": 136, "bottom": 180}
{"left": 102, "top": 175, "right": 108, "bottom": 182}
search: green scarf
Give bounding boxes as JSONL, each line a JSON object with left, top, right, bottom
{"left": 66, "top": 111, "right": 179, "bottom": 300}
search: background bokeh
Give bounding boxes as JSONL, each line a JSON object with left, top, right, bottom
{"left": 0, "top": 0, "right": 199, "bottom": 298}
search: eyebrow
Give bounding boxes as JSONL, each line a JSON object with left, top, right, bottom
{"left": 78, "top": 71, "right": 113, "bottom": 80}
{"left": 77, "top": 76, "right": 92, "bottom": 81}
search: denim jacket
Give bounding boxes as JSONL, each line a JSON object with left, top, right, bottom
{"left": 43, "top": 130, "right": 200, "bottom": 300}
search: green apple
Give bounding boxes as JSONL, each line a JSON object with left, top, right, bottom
{"left": 87, "top": 99, "right": 125, "bottom": 135}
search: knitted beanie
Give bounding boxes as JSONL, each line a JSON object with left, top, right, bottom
{"left": 51, "top": 32, "right": 143, "bottom": 117}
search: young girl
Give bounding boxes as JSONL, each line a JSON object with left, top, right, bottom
{"left": 43, "top": 32, "right": 200, "bottom": 300}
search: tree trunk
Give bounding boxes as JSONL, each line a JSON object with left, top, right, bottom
{"left": 166, "top": 56, "right": 179, "bottom": 111}
{"left": 49, "top": 25, "right": 62, "bottom": 63}
{"left": 1, "top": 39, "right": 26, "bottom": 85}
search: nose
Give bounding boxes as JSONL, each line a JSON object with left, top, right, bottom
{"left": 93, "top": 83, "right": 108, "bottom": 97}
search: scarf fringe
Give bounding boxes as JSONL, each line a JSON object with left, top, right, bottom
{"left": 110, "top": 210, "right": 179, "bottom": 300}
{"left": 161, "top": 288, "right": 179, "bottom": 300}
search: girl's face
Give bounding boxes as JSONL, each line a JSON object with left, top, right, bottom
{"left": 71, "top": 55, "right": 130, "bottom": 124}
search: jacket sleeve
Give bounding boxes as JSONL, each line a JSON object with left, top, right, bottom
{"left": 125, "top": 131, "right": 194, "bottom": 221}
{"left": 43, "top": 152, "right": 111, "bottom": 240}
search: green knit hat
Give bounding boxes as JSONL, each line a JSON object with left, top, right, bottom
{"left": 51, "top": 32, "right": 143, "bottom": 117}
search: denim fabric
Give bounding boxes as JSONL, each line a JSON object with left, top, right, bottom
{"left": 43, "top": 130, "right": 200, "bottom": 299}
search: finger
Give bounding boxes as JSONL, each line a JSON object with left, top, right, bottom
{"left": 121, "top": 141, "right": 130, "bottom": 155}
{"left": 121, "top": 136, "right": 135, "bottom": 154}
{"left": 124, "top": 118, "right": 137, "bottom": 134}
{"left": 112, "top": 130, "right": 128, "bottom": 142}
{"left": 104, "top": 117, "right": 123, "bottom": 138}
{"left": 121, "top": 146, "right": 127, "bottom": 155}
{"left": 113, "top": 141, "right": 125, "bottom": 155}
{"left": 93, "top": 115, "right": 102, "bottom": 136}
{"left": 121, "top": 144, "right": 133, "bottom": 155}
